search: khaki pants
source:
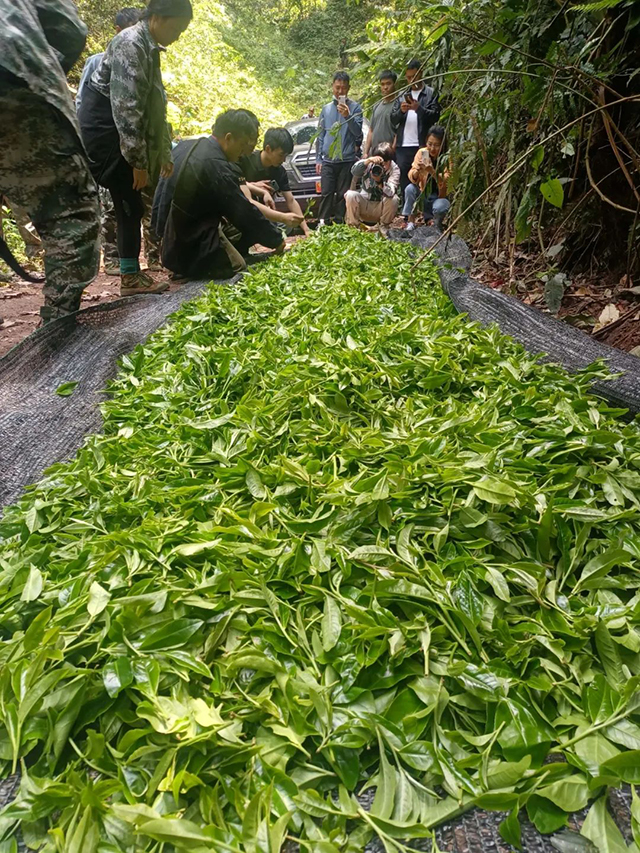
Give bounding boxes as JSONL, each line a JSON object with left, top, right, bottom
{"left": 345, "top": 191, "right": 398, "bottom": 227}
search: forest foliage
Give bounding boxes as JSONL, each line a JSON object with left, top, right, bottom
{"left": 73, "top": 0, "right": 639, "bottom": 274}
{"left": 74, "top": 0, "right": 365, "bottom": 135}
{"left": 350, "top": 0, "right": 640, "bottom": 273}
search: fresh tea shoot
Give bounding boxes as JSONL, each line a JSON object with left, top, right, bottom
{"left": 1, "top": 229, "right": 640, "bottom": 852}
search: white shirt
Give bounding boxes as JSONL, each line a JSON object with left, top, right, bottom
{"left": 402, "top": 86, "right": 423, "bottom": 148}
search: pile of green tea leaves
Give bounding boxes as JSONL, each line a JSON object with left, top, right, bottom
{"left": 3, "top": 229, "right": 640, "bottom": 853}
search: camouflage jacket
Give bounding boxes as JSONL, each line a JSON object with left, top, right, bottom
{"left": 90, "top": 20, "right": 171, "bottom": 177}
{"left": 0, "top": 0, "right": 87, "bottom": 129}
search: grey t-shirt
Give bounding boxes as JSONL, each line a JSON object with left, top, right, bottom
{"left": 369, "top": 100, "right": 395, "bottom": 151}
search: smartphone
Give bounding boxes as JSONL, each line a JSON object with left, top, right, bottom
{"left": 404, "top": 92, "right": 414, "bottom": 104}
{"left": 338, "top": 95, "right": 347, "bottom": 106}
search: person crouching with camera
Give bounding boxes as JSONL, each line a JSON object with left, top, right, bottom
{"left": 345, "top": 143, "right": 400, "bottom": 234}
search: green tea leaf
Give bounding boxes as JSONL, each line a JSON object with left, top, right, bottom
{"left": 322, "top": 595, "right": 342, "bottom": 651}
{"left": 472, "top": 476, "right": 517, "bottom": 505}
{"left": 581, "top": 795, "right": 627, "bottom": 853}
{"left": 87, "top": 581, "right": 110, "bottom": 616}
{"left": 56, "top": 381, "right": 79, "bottom": 397}
{"left": 21, "top": 566, "right": 43, "bottom": 602}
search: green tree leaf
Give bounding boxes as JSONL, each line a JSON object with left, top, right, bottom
{"left": 540, "top": 178, "right": 564, "bottom": 208}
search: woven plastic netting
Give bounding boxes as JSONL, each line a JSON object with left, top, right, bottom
{"left": 0, "top": 280, "right": 221, "bottom": 509}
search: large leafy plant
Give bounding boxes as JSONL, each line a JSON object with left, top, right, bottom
{"left": 1, "top": 230, "right": 640, "bottom": 851}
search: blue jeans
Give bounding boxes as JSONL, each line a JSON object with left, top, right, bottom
{"left": 402, "top": 185, "right": 450, "bottom": 221}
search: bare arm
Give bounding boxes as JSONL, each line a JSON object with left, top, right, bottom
{"left": 363, "top": 125, "right": 372, "bottom": 158}
{"left": 245, "top": 181, "right": 275, "bottom": 209}
{"left": 240, "top": 186, "right": 301, "bottom": 226}
{"left": 283, "top": 191, "right": 309, "bottom": 236}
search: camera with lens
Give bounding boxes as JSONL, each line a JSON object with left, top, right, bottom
{"left": 370, "top": 164, "right": 384, "bottom": 179}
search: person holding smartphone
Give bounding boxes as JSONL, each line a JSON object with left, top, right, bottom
{"left": 402, "top": 126, "right": 451, "bottom": 231}
{"left": 315, "top": 71, "right": 364, "bottom": 226}
{"left": 390, "top": 59, "right": 441, "bottom": 199}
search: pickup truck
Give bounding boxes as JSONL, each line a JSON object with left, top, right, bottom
{"left": 276, "top": 116, "right": 370, "bottom": 216}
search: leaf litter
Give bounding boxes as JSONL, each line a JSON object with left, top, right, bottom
{"left": 1, "top": 228, "right": 640, "bottom": 851}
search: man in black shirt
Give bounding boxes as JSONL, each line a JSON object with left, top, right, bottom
{"left": 240, "top": 128, "right": 309, "bottom": 237}
{"left": 152, "top": 110, "right": 285, "bottom": 280}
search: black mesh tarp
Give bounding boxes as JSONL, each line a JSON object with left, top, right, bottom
{"left": 0, "top": 280, "right": 230, "bottom": 509}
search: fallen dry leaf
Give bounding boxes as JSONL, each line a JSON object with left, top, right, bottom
{"left": 597, "top": 303, "right": 620, "bottom": 327}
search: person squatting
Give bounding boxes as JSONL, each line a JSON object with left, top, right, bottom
{"left": 0, "top": 1, "right": 450, "bottom": 326}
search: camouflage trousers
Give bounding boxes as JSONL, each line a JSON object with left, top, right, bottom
{"left": 101, "top": 184, "right": 161, "bottom": 269}
{"left": 0, "top": 83, "right": 100, "bottom": 321}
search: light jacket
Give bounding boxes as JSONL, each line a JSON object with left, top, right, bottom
{"left": 75, "top": 51, "right": 102, "bottom": 111}
{"left": 316, "top": 98, "right": 364, "bottom": 163}
{"left": 408, "top": 148, "right": 449, "bottom": 196}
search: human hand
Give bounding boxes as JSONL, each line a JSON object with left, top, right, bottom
{"left": 160, "top": 162, "right": 174, "bottom": 179}
{"left": 367, "top": 156, "right": 384, "bottom": 166}
{"left": 337, "top": 103, "right": 350, "bottom": 118}
{"left": 132, "top": 168, "right": 148, "bottom": 190}
{"left": 408, "top": 99, "right": 419, "bottom": 111}
{"left": 315, "top": 163, "right": 322, "bottom": 176}
{"left": 285, "top": 212, "right": 305, "bottom": 227}
{"left": 400, "top": 101, "right": 410, "bottom": 113}
{"left": 254, "top": 180, "right": 272, "bottom": 193}
{"left": 263, "top": 192, "right": 275, "bottom": 210}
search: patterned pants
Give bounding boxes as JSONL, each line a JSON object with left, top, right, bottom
{"left": 0, "top": 83, "right": 100, "bottom": 321}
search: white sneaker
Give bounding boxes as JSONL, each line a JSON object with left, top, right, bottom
{"left": 406, "top": 222, "right": 416, "bottom": 233}
{"left": 317, "top": 219, "right": 326, "bottom": 229}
